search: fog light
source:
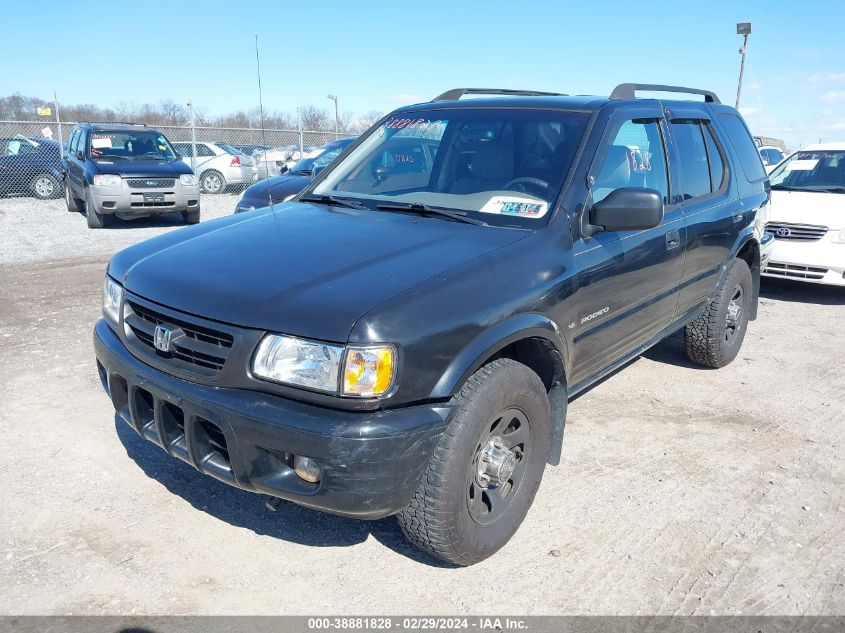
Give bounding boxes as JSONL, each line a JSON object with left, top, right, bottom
{"left": 293, "top": 455, "right": 321, "bottom": 483}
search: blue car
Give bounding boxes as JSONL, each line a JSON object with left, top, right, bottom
{"left": 0, "top": 136, "right": 64, "bottom": 199}
{"left": 234, "top": 136, "right": 356, "bottom": 213}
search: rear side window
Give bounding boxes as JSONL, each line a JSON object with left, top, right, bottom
{"left": 718, "top": 114, "right": 767, "bottom": 182}
{"left": 703, "top": 124, "right": 726, "bottom": 191}
{"left": 670, "top": 121, "right": 711, "bottom": 199}
{"left": 197, "top": 144, "right": 215, "bottom": 157}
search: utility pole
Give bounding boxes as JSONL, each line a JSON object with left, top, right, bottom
{"left": 187, "top": 100, "right": 197, "bottom": 174}
{"left": 53, "top": 91, "right": 63, "bottom": 160}
{"left": 735, "top": 22, "right": 752, "bottom": 109}
{"left": 327, "top": 95, "right": 339, "bottom": 135}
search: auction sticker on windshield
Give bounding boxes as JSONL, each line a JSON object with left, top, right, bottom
{"left": 480, "top": 196, "right": 549, "bottom": 218}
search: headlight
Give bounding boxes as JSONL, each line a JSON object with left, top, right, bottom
{"left": 253, "top": 334, "right": 342, "bottom": 392}
{"left": 179, "top": 174, "right": 197, "bottom": 186}
{"left": 252, "top": 336, "right": 397, "bottom": 397}
{"left": 343, "top": 346, "right": 396, "bottom": 397}
{"left": 92, "top": 174, "right": 121, "bottom": 187}
{"left": 832, "top": 228, "right": 845, "bottom": 244}
{"left": 102, "top": 276, "right": 123, "bottom": 323}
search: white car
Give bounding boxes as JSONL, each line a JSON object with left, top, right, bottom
{"left": 758, "top": 145, "right": 786, "bottom": 174}
{"left": 254, "top": 145, "right": 323, "bottom": 179}
{"left": 762, "top": 143, "right": 845, "bottom": 286}
{"left": 171, "top": 142, "right": 258, "bottom": 194}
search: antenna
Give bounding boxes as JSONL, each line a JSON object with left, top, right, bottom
{"left": 254, "top": 34, "right": 270, "bottom": 207}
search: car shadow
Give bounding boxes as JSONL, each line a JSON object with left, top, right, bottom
{"left": 114, "top": 416, "right": 455, "bottom": 567}
{"left": 102, "top": 212, "right": 192, "bottom": 230}
{"left": 640, "top": 329, "right": 702, "bottom": 369}
{"left": 761, "top": 277, "right": 845, "bottom": 305}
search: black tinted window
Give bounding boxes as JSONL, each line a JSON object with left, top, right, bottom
{"left": 703, "top": 124, "right": 725, "bottom": 191}
{"left": 671, "top": 121, "right": 711, "bottom": 199}
{"left": 719, "top": 114, "right": 767, "bottom": 182}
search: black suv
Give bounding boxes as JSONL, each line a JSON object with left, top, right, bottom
{"left": 93, "top": 85, "right": 771, "bottom": 565}
{"left": 64, "top": 122, "right": 200, "bottom": 228}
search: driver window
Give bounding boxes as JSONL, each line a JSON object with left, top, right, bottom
{"left": 592, "top": 119, "right": 669, "bottom": 204}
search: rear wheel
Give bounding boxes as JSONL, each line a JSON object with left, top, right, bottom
{"left": 183, "top": 208, "right": 201, "bottom": 224}
{"left": 397, "top": 359, "right": 550, "bottom": 566}
{"left": 686, "top": 258, "right": 752, "bottom": 368}
{"left": 31, "top": 173, "right": 60, "bottom": 199}
{"left": 200, "top": 170, "right": 225, "bottom": 194}
{"left": 65, "top": 182, "right": 80, "bottom": 212}
{"left": 84, "top": 188, "right": 106, "bottom": 229}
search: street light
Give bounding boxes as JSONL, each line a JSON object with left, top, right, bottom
{"left": 327, "top": 94, "right": 339, "bottom": 135}
{"left": 735, "top": 22, "right": 752, "bottom": 109}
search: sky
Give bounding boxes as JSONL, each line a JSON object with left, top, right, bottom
{"left": 2, "top": 0, "right": 844, "bottom": 149}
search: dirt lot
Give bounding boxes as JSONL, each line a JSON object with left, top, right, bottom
{"left": 1, "top": 198, "right": 843, "bottom": 615}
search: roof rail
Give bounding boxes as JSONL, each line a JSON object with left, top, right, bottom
{"left": 433, "top": 88, "right": 568, "bottom": 102}
{"left": 78, "top": 121, "right": 148, "bottom": 127}
{"left": 609, "top": 83, "right": 721, "bottom": 104}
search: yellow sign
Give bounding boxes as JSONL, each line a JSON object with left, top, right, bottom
{"left": 37, "top": 107, "right": 52, "bottom": 116}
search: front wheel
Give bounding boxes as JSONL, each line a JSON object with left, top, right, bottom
{"left": 65, "top": 182, "right": 80, "bottom": 212}
{"left": 397, "top": 358, "right": 550, "bottom": 566}
{"left": 183, "top": 209, "right": 200, "bottom": 224}
{"left": 84, "top": 188, "right": 106, "bottom": 229}
{"left": 686, "top": 257, "right": 752, "bottom": 368}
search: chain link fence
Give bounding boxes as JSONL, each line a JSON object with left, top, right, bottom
{"left": 0, "top": 120, "right": 351, "bottom": 200}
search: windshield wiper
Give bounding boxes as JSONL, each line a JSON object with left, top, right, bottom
{"left": 300, "top": 194, "right": 367, "bottom": 209}
{"left": 819, "top": 187, "right": 845, "bottom": 194}
{"left": 375, "top": 202, "right": 488, "bottom": 226}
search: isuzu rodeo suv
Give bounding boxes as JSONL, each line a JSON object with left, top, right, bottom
{"left": 94, "top": 85, "right": 772, "bottom": 565}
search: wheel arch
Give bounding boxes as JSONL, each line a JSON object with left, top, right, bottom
{"left": 430, "top": 313, "right": 570, "bottom": 466}
{"left": 732, "top": 232, "right": 761, "bottom": 320}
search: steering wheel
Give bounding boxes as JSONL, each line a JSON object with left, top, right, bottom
{"left": 503, "top": 176, "right": 550, "bottom": 197}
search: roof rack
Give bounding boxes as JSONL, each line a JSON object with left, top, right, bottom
{"left": 433, "top": 88, "right": 568, "bottom": 102}
{"left": 609, "top": 83, "right": 721, "bottom": 104}
{"left": 78, "top": 121, "right": 148, "bottom": 127}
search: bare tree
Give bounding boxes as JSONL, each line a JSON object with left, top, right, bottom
{"left": 299, "top": 105, "right": 330, "bottom": 131}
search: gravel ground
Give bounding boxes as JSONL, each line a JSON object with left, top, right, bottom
{"left": 0, "top": 195, "right": 240, "bottom": 265}
{"left": 1, "top": 198, "right": 844, "bottom": 615}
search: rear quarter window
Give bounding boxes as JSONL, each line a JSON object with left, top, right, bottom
{"left": 718, "top": 114, "right": 767, "bottom": 182}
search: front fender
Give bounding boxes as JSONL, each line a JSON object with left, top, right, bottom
{"left": 429, "top": 313, "right": 568, "bottom": 400}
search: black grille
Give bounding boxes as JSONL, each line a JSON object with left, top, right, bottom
{"left": 765, "top": 222, "right": 828, "bottom": 241}
{"left": 127, "top": 178, "right": 175, "bottom": 189}
{"left": 124, "top": 298, "right": 235, "bottom": 378}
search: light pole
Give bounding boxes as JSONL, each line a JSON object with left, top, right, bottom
{"left": 735, "top": 22, "right": 752, "bottom": 109}
{"left": 327, "top": 94, "right": 339, "bottom": 135}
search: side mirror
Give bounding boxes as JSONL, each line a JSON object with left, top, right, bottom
{"left": 76, "top": 150, "right": 84, "bottom": 161}
{"left": 589, "top": 187, "right": 664, "bottom": 233}
{"left": 372, "top": 164, "right": 390, "bottom": 183}
{"left": 311, "top": 164, "right": 327, "bottom": 179}
{"left": 173, "top": 150, "right": 182, "bottom": 159}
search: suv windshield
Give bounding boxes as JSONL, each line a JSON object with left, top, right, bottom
{"left": 88, "top": 130, "right": 177, "bottom": 161}
{"left": 312, "top": 109, "right": 589, "bottom": 227}
{"left": 769, "top": 149, "right": 845, "bottom": 192}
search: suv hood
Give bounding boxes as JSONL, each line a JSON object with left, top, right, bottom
{"left": 770, "top": 190, "right": 845, "bottom": 230}
{"left": 92, "top": 159, "right": 193, "bottom": 177}
{"left": 109, "top": 202, "right": 528, "bottom": 341}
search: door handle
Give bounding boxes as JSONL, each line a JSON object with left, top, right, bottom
{"left": 666, "top": 229, "right": 681, "bottom": 250}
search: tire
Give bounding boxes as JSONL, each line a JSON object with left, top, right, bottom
{"left": 200, "top": 170, "right": 225, "bottom": 194}
{"left": 183, "top": 208, "right": 201, "bottom": 225}
{"left": 84, "top": 188, "right": 106, "bottom": 229}
{"left": 685, "top": 257, "right": 752, "bottom": 368}
{"left": 65, "top": 182, "right": 80, "bottom": 213}
{"left": 31, "top": 173, "right": 60, "bottom": 200}
{"left": 397, "top": 358, "right": 550, "bottom": 566}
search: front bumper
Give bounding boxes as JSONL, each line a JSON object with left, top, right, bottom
{"left": 94, "top": 319, "right": 450, "bottom": 519}
{"left": 90, "top": 179, "right": 200, "bottom": 216}
{"left": 762, "top": 234, "right": 845, "bottom": 286}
